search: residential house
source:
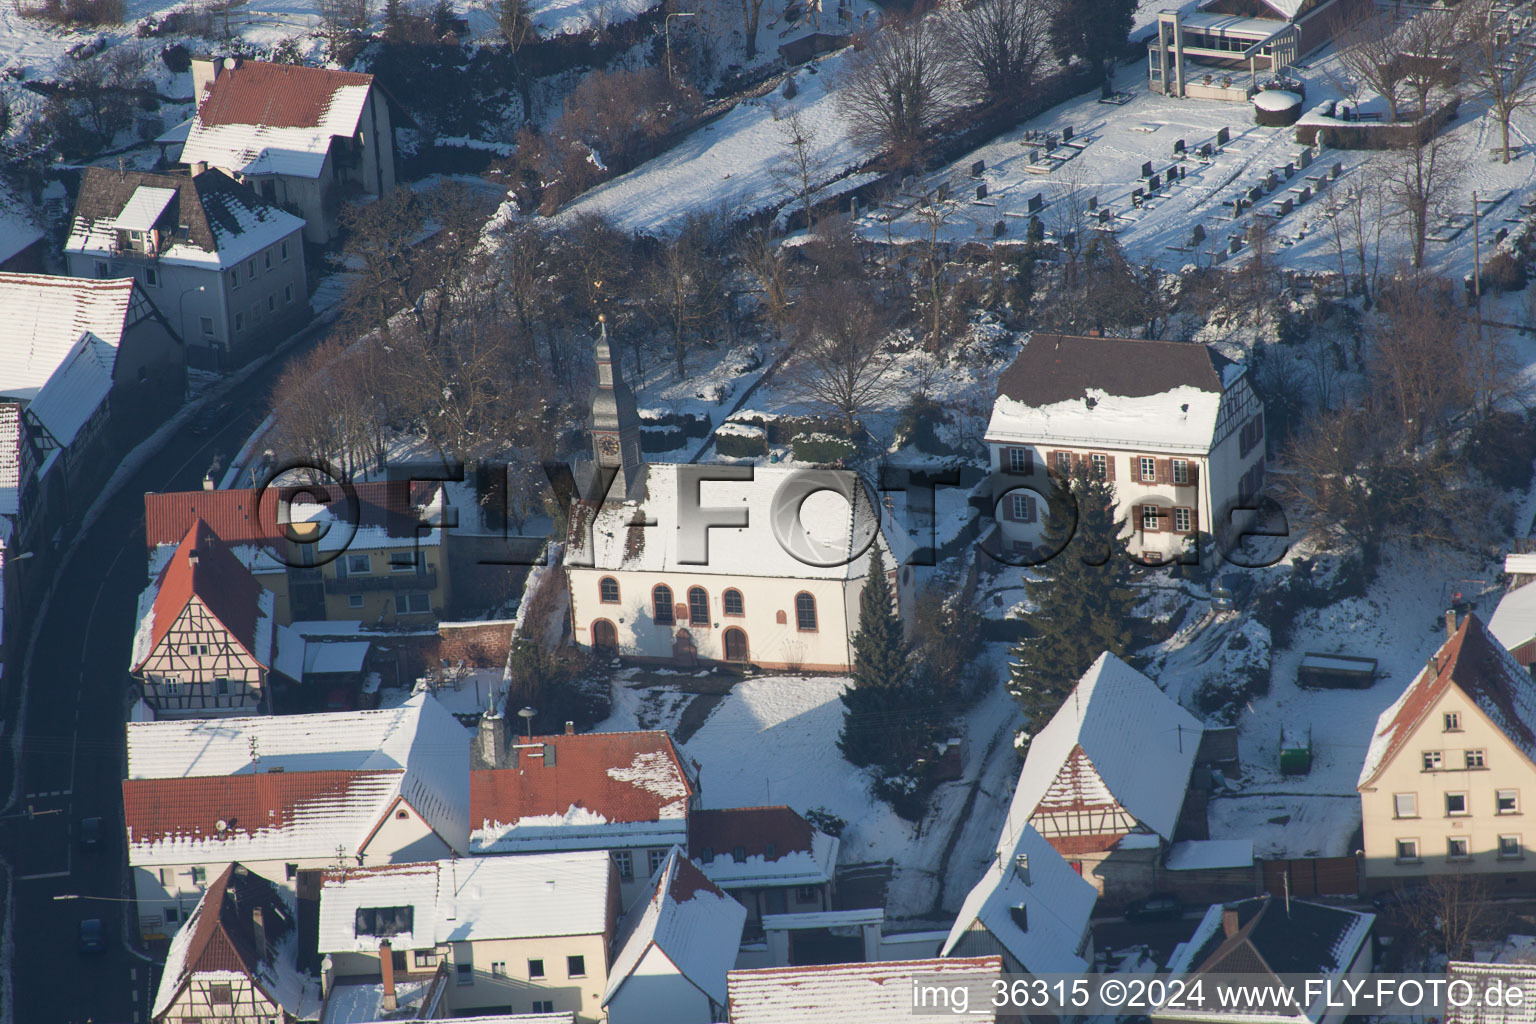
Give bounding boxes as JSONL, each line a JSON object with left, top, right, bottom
{"left": 0, "top": 205, "right": 44, "bottom": 273}
{"left": 1357, "top": 612, "right": 1536, "bottom": 888}
{"left": 1488, "top": 580, "right": 1536, "bottom": 667}
{"left": 151, "top": 862, "right": 322, "bottom": 1024}
{"left": 1155, "top": 895, "right": 1374, "bottom": 1024}
{"left": 1148, "top": 0, "right": 1370, "bottom": 99}
{"left": 566, "top": 329, "right": 913, "bottom": 672}
{"left": 317, "top": 852, "right": 619, "bottom": 1022}
{"left": 943, "top": 823, "right": 1098, "bottom": 975}
{"left": 985, "top": 334, "right": 1266, "bottom": 561}
{"left": 1447, "top": 957, "right": 1536, "bottom": 1024}
{"left": 727, "top": 957, "right": 1006, "bottom": 1024}
{"left": 65, "top": 166, "right": 307, "bottom": 369}
{"left": 602, "top": 848, "right": 746, "bottom": 1024}
{"left": 0, "top": 273, "right": 184, "bottom": 552}
{"left": 1001, "top": 651, "right": 1204, "bottom": 902}
{"left": 142, "top": 480, "right": 453, "bottom": 626}
{"left": 469, "top": 728, "right": 697, "bottom": 908}
{"left": 688, "top": 806, "right": 838, "bottom": 938}
{"left": 131, "top": 519, "right": 277, "bottom": 717}
{"left": 182, "top": 58, "right": 398, "bottom": 244}
{"left": 123, "top": 693, "right": 468, "bottom": 939}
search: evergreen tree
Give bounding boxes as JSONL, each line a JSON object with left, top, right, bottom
{"left": 850, "top": 547, "right": 908, "bottom": 690}
{"left": 1007, "top": 463, "right": 1140, "bottom": 741}
{"left": 1050, "top": 0, "right": 1134, "bottom": 94}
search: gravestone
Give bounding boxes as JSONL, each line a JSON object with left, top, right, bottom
{"left": 976, "top": 183, "right": 988, "bottom": 200}
{"left": 1028, "top": 193, "right": 1044, "bottom": 212}
{"left": 1062, "top": 230, "right": 1076, "bottom": 250}
{"left": 1087, "top": 195, "right": 1098, "bottom": 211}
{"left": 1098, "top": 208, "right": 1112, "bottom": 223}
{"left": 1141, "top": 160, "right": 1154, "bottom": 178}
{"left": 1191, "top": 223, "right": 1206, "bottom": 244}
{"left": 1298, "top": 149, "right": 1312, "bottom": 169}
{"left": 1199, "top": 143, "right": 1213, "bottom": 159}
{"left": 1149, "top": 173, "right": 1161, "bottom": 191}
{"left": 1174, "top": 138, "right": 1186, "bottom": 155}
{"left": 1046, "top": 132, "right": 1058, "bottom": 150}
{"left": 1284, "top": 162, "right": 1295, "bottom": 178}
{"left": 1330, "top": 162, "right": 1343, "bottom": 179}
{"left": 1063, "top": 125, "right": 1074, "bottom": 141}
{"left": 1217, "top": 126, "right": 1230, "bottom": 145}
{"left": 994, "top": 220, "right": 1006, "bottom": 237}
{"left": 937, "top": 182, "right": 950, "bottom": 202}
{"left": 1027, "top": 148, "right": 1038, "bottom": 164}
{"left": 1276, "top": 197, "right": 1293, "bottom": 215}
{"left": 971, "top": 160, "right": 986, "bottom": 177}
{"left": 1230, "top": 235, "right": 1243, "bottom": 253}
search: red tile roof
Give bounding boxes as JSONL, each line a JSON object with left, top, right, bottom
{"left": 123, "top": 768, "right": 397, "bottom": 847}
{"left": 134, "top": 520, "right": 267, "bottom": 672}
{"left": 196, "top": 61, "right": 373, "bottom": 130}
{"left": 471, "top": 730, "right": 695, "bottom": 828}
{"left": 688, "top": 806, "right": 815, "bottom": 861}
{"left": 1360, "top": 613, "right": 1536, "bottom": 788}
{"left": 143, "top": 479, "right": 426, "bottom": 553}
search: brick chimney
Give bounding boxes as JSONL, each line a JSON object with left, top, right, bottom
{"left": 1445, "top": 609, "right": 1458, "bottom": 641}
{"left": 1222, "top": 907, "right": 1240, "bottom": 938}
{"left": 565, "top": 720, "right": 575, "bottom": 735}
{"left": 250, "top": 906, "right": 265, "bottom": 960}
{"left": 380, "top": 940, "right": 397, "bottom": 1012}
{"left": 477, "top": 708, "right": 506, "bottom": 769}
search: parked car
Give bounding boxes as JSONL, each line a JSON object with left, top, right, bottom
{"left": 79, "top": 816, "right": 101, "bottom": 848}
{"left": 78, "top": 918, "right": 105, "bottom": 953}
{"left": 1211, "top": 573, "right": 1254, "bottom": 611}
{"left": 1125, "top": 893, "right": 1182, "bottom": 922}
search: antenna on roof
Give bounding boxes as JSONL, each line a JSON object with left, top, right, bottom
{"left": 249, "top": 735, "right": 260, "bottom": 767}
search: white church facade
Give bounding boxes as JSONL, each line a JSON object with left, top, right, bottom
{"left": 564, "top": 326, "right": 912, "bottom": 673}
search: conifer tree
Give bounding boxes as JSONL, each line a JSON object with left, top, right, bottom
{"left": 850, "top": 546, "right": 908, "bottom": 691}
{"left": 840, "top": 547, "right": 926, "bottom": 769}
{"left": 1007, "top": 462, "right": 1140, "bottom": 741}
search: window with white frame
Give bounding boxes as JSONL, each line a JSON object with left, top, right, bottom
{"left": 1007, "top": 447, "right": 1032, "bottom": 473}
{"left": 1393, "top": 793, "right": 1418, "bottom": 818}
{"left": 1010, "top": 493, "right": 1034, "bottom": 522}
{"left": 1444, "top": 712, "right": 1461, "bottom": 731}
{"left": 1141, "top": 505, "right": 1160, "bottom": 531}
{"left": 1055, "top": 451, "right": 1072, "bottom": 476}
{"left": 1171, "top": 459, "right": 1189, "bottom": 484}
{"left": 1466, "top": 749, "right": 1486, "bottom": 769}
{"left": 394, "top": 592, "right": 430, "bottom": 614}
{"left": 347, "top": 595, "right": 364, "bottom": 609}
{"left": 491, "top": 962, "right": 506, "bottom": 977}
{"left": 1499, "top": 789, "right": 1520, "bottom": 814}
{"left": 143, "top": 267, "right": 160, "bottom": 287}
{"left": 1173, "top": 507, "right": 1192, "bottom": 532}
{"left": 1501, "top": 835, "right": 1522, "bottom": 858}
{"left": 200, "top": 316, "right": 215, "bottom": 337}
{"left": 281, "top": 240, "right": 290, "bottom": 261}
{"left": 1446, "top": 792, "right": 1468, "bottom": 816}
{"left": 648, "top": 848, "right": 667, "bottom": 875}
{"left": 1090, "top": 453, "right": 1107, "bottom": 478}
{"left": 1448, "top": 836, "right": 1470, "bottom": 859}
{"left": 567, "top": 955, "right": 585, "bottom": 978}
{"left": 1396, "top": 839, "right": 1419, "bottom": 862}
{"left": 1423, "top": 751, "right": 1443, "bottom": 771}
{"left": 1139, "top": 456, "right": 1156, "bottom": 481}
{"left": 612, "top": 850, "right": 633, "bottom": 880}
{"left": 346, "top": 554, "right": 370, "bottom": 575}
{"left": 528, "top": 959, "right": 545, "bottom": 979}
{"left": 532, "top": 1001, "right": 554, "bottom": 1013}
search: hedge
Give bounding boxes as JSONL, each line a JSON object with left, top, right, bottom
{"left": 790, "top": 432, "right": 856, "bottom": 464}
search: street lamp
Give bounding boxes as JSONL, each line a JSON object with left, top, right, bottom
{"left": 517, "top": 706, "right": 537, "bottom": 741}
{"left": 665, "top": 11, "right": 695, "bottom": 83}
{"left": 176, "top": 284, "right": 209, "bottom": 370}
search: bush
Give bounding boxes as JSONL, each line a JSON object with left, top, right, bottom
{"left": 894, "top": 395, "right": 954, "bottom": 456}
{"left": 804, "top": 807, "right": 846, "bottom": 838}
{"left": 161, "top": 43, "right": 191, "bottom": 72}
{"left": 1483, "top": 251, "right": 1527, "bottom": 293}
{"left": 715, "top": 425, "right": 767, "bottom": 459}
{"left": 790, "top": 431, "right": 856, "bottom": 464}
{"left": 639, "top": 426, "right": 685, "bottom": 453}
{"left": 1466, "top": 410, "right": 1536, "bottom": 490}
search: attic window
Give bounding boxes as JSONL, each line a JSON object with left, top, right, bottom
{"left": 765, "top": 842, "right": 776, "bottom": 858}
{"left": 1009, "top": 905, "right": 1028, "bottom": 932}
{"left": 732, "top": 846, "right": 747, "bottom": 864}
{"left": 700, "top": 847, "right": 715, "bottom": 864}
{"left": 355, "top": 905, "right": 414, "bottom": 938}
{"left": 395, "top": 809, "right": 409, "bottom": 819}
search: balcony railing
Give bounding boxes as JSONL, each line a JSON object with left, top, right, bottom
{"left": 324, "top": 568, "right": 438, "bottom": 595}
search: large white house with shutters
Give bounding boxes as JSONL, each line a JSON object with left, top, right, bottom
{"left": 985, "top": 334, "right": 1266, "bottom": 560}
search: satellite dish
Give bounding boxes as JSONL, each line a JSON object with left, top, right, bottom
{"left": 223, "top": 57, "right": 237, "bottom": 70}
{"left": 215, "top": 818, "right": 228, "bottom": 832}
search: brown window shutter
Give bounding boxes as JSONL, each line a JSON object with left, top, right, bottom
{"left": 1106, "top": 455, "right": 1116, "bottom": 481}
{"left": 1025, "top": 495, "right": 1037, "bottom": 523}
{"left": 1001, "top": 495, "right": 1015, "bottom": 521}
{"left": 1189, "top": 462, "right": 1199, "bottom": 489}
{"left": 1156, "top": 459, "right": 1169, "bottom": 485}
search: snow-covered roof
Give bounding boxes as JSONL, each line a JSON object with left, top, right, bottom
{"left": 67, "top": 167, "right": 305, "bottom": 271}
{"left": 568, "top": 463, "right": 909, "bottom": 579}
{"left": 1002, "top": 652, "right": 1202, "bottom": 847}
{"left": 274, "top": 625, "right": 370, "bottom": 680}
{"left": 317, "top": 851, "right": 613, "bottom": 954}
{"left": 1507, "top": 553, "right": 1536, "bottom": 576}
{"left": 470, "top": 730, "right": 696, "bottom": 853}
{"left": 123, "top": 693, "right": 468, "bottom": 864}
{"left": 1253, "top": 89, "right": 1302, "bottom": 112}
{"left": 1165, "top": 838, "right": 1254, "bottom": 871}
{"left": 320, "top": 976, "right": 438, "bottom": 1024}
{"left": 604, "top": 847, "right": 746, "bottom": 1007}
{"left": 183, "top": 61, "right": 375, "bottom": 180}
{"left": 0, "top": 203, "right": 44, "bottom": 265}
{"left": 690, "top": 807, "right": 838, "bottom": 889}
{"left": 1490, "top": 583, "right": 1536, "bottom": 651}
{"left": 986, "top": 334, "right": 1240, "bottom": 454}
{"left": 1359, "top": 614, "right": 1536, "bottom": 788}
{"left": 941, "top": 825, "right": 1097, "bottom": 974}
{"left": 153, "top": 863, "right": 320, "bottom": 1022}
{"left": 727, "top": 957, "right": 1004, "bottom": 1023}
{"left": 0, "top": 402, "right": 18, "bottom": 517}
{"left": 24, "top": 332, "right": 114, "bottom": 447}
{"left": 0, "top": 274, "right": 135, "bottom": 399}
{"left": 1166, "top": 895, "right": 1373, "bottom": 993}
{"left": 114, "top": 185, "right": 179, "bottom": 232}
{"left": 1447, "top": 962, "right": 1536, "bottom": 1024}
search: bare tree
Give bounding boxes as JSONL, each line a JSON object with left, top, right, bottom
{"left": 1387, "top": 132, "right": 1461, "bottom": 268}
{"left": 783, "top": 279, "right": 900, "bottom": 433}
{"left": 337, "top": 187, "right": 428, "bottom": 337}
{"left": 1321, "top": 178, "right": 1388, "bottom": 300}
{"left": 945, "top": 0, "right": 1052, "bottom": 106}
{"left": 1370, "top": 276, "right": 1472, "bottom": 444}
{"left": 644, "top": 213, "right": 728, "bottom": 378}
{"left": 1400, "top": 874, "right": 1495, "bottom": 960}
{"left": 1463, "top": 0, "right": 1536, "bottom": 164}
{"left": 735, "top": 226, "right": 792, "bottom": 338}
{"left": 1334, "top": 8, "right": 1408, "bottom": 121}
{"left": 771, "top": 104, "right": 829, "bottom": 233}
{"left": 494, "top": 0, "right": 538, "bottom": 119}
{"left": 1396, "top": 5, "right": 1463, "bottom": 119}
{"left": 837, "top": 14, "right": 963, "bottom": 159}
{"left": 738, "top": 0, "right": 768, "bottom": 58}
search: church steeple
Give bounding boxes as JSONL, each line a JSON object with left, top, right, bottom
{"left": 590, "top": 315, "right": 643, "bottom": 496}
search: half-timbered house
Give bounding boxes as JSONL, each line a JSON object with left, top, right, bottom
{"left": 1000, "top": 652, "right": 1204, "bottom": 903}
{"left": 131, "top": 518, "right": 275, "bottom": 717}
{"left": 151, "top": 862, "right": 321, "bottom": 1024}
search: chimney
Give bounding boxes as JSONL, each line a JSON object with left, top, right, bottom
{"left": 250, "top": 906, "right": 266, "bottom": 960}
{"left": 564, "top": 720, "right": 575, "bottom": 735}
{"left": 379, "top": 940, "right": 397, "bottom": 1012}
{"left": 1445, "top": 609, "right": 1458, "bottom": 641}
{"left": 321, "top": 954, "right": 335, "bottom": 998}
{"left": 477, "top": 708, "right": 506, "bottom": 769}
{"left": 1014, "top": 853, "right": 1030, "bottom": 885}
{"left": 188, "top": 550, "right": 200, "bottom": 566}
{"left": 190, "top": 160, "right": 207, "bottom": 176}
{"left": 1222, "top": 907, "right": 1240, "bottom": 938}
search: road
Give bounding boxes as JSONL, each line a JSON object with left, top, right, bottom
{"left": 0, "top": 328, "right": 319, "bottom": 1024}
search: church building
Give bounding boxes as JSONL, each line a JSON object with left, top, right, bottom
{"left": 564, "top": 324, "right": 912, "bottom": 673}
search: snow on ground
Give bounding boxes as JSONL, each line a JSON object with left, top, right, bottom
{"left": 1146, "top": 540, "right": 1503, "bottom": 859}
{"left": 554, "top": 49, "right": 871, "bottom": 235}
{"left": 596, "top": 663, "right": 1024, "bottom": 920}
